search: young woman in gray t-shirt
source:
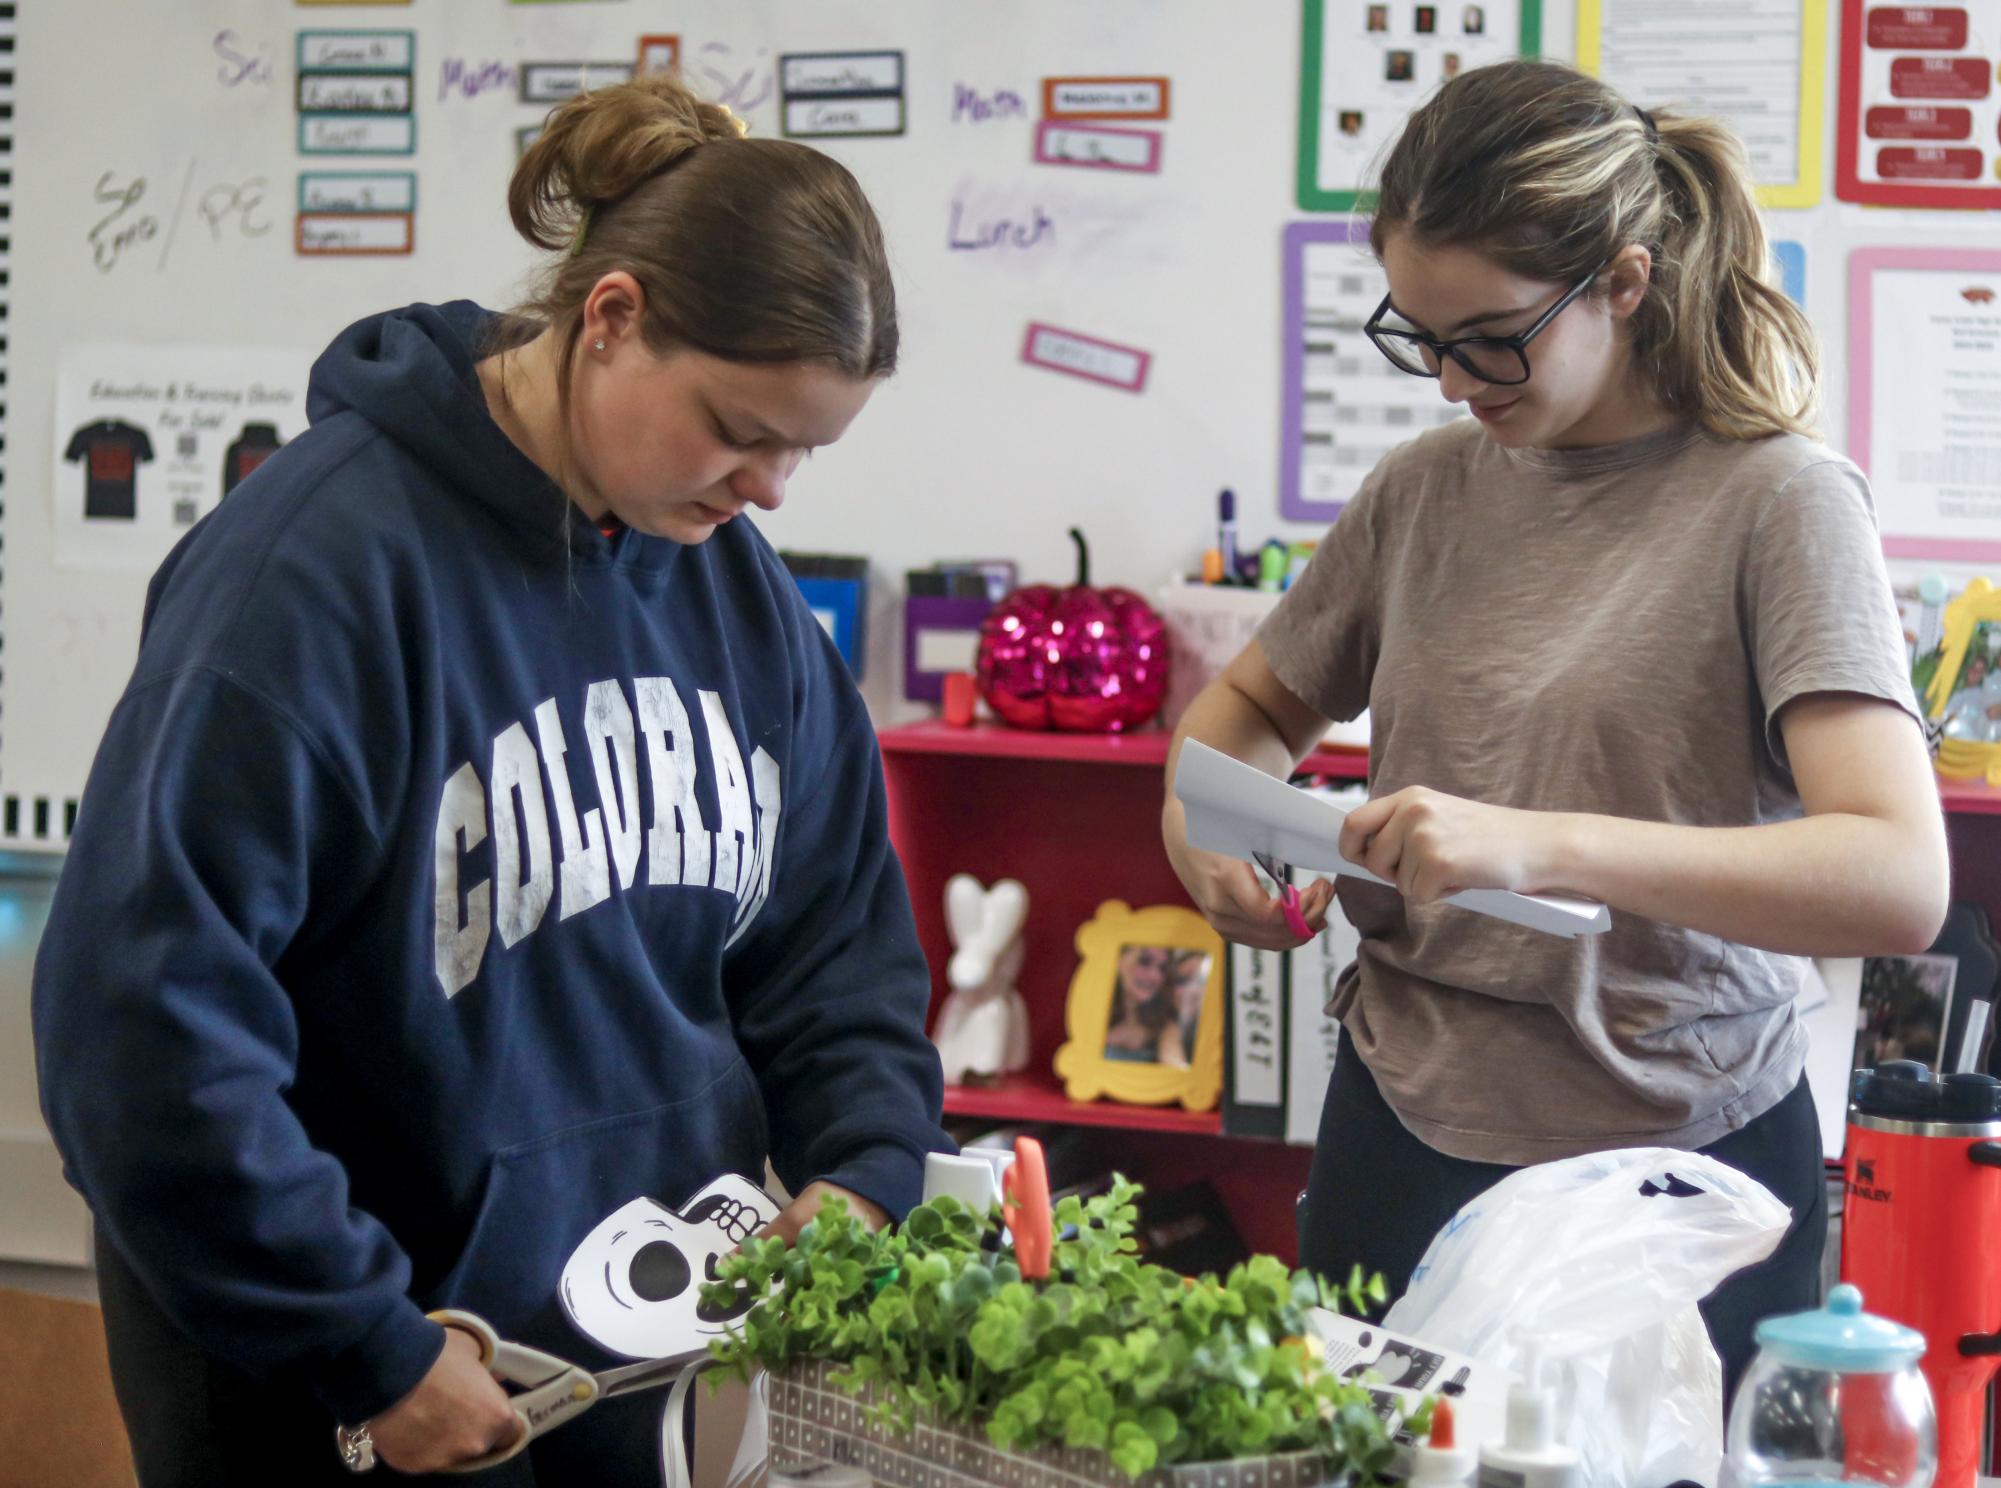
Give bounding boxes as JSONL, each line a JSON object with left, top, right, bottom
{"left": 1162, "top": 59, "right": 1946, "bottom": 1399}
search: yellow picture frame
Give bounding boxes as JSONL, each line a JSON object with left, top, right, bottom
{"left": 1052, "top": 901, "right": 1226, "bottom": 1111}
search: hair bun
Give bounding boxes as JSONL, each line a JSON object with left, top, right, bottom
{"left": 509, "top": 73, "right": 746, "bottom": 251}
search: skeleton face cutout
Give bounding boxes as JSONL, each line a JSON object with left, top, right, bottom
{"left": 559, "top": 1174, "right": 781, "bottom": 1361}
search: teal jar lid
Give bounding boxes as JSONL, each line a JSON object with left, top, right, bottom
{"left": 1754, "top": 1284, "right": 1925, "bottom": 1373}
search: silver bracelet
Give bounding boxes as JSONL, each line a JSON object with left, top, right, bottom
{"left": 335, "top": 1422, "right": 377, "bottom": 1473}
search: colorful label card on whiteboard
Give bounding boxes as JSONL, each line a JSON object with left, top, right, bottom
{"left": 297, "top": 30, "right": 413, "bottom": 73}
{"left": 1281, "top": 220, "right": 1468, "bottom": 521}
{"left": 1837, "top": 2, "right": 2001, "bottom": 207}
{"left": 1849, "top": 247, "right": 2001, "bottom": 559}
{"left": 779, "top": 51, "right": 906, "bottom": 138}
{"left": 299, "top": 115, "right": 415, "bottom": 155}
{"left": 519, "top": 62, "right": 636, "bottom": 105}
{"left": 1020, "top": 323, "right": 1151, "bottom": 392}
{"left": 296, "top": 73, "right": 413, "bottom": 113}
{"left": 1297, "top": 0, "right": 1541, "bottom": 211}
{"left": 1577, "top": 0, "right": 1826, "bottom": 208}
{"left": 1041, "top": 77, "right": 1171, "bottom": 120}
{"left": 295, "top": 214, "right": 413, "bottom": 256}
{"left": 1033, "top": 120, "right": 1164, "bottom": 173}
{"left": 298, "top": 171, "right": 417, "bottom": 215}
{"left": 636, "top": 35, "right": 681, "bottom": 77}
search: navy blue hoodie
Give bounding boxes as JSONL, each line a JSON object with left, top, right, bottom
{"left": 33, "top": 302, "right": 947, "bottom": 1425}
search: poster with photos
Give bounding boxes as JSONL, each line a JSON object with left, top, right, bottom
{"left": 1298, "top": 0, "right": 1542, "bottom": 210}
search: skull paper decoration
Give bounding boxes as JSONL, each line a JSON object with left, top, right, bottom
{"left": 558, "top": 1173, "right": 781, "bottom": 1361}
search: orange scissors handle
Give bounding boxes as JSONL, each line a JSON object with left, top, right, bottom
{"left": 1002, "top": 1136, "right": 1053, "bottom": 1281}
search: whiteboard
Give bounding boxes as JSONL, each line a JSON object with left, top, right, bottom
{"left": 3, "top": 0, "right": 1330, "bottom": 844}
{"left": 3, "top": 0, "right": 1993, "bottom": 849}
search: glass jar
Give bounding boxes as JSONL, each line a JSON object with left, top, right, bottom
{"left": 1726, "top": 1284, "right": 1936, "bottom": 1488}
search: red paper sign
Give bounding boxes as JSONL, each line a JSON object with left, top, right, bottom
{"left": 1889, "top": 56, "right": 1991, "bottom": 100}
{"left": 1866, "top": 6, "right": 1970, "bottom": 49}
{"left": 1876, "top": 145, "right": 1985, "bottom": 178}
{"left": 1865, "top": 104, "right": 1974, "bottom": 138}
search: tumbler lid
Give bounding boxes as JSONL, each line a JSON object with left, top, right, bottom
{"left": 1852, "top": 1063, "right": 2001, "bottom": 1125}
{"left": 1754, "top": 1284, "right": 1925, "bottom": 1373}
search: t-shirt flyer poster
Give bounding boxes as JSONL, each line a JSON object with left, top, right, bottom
{"left": 1297, "top": 0, "right": 1542, "bottom": 211}
{"left": 53, "top": 346, "right": 309, "bottom": 571}
{"left": 1577, "top": 0, "right": 1827, "bottom": 208}
{"left": 1837, "top": 1, "right": 2001, "bottom": 208}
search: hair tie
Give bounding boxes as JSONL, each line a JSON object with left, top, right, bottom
{"left": 565, "top": 203, "right": 595, "bottom": 260}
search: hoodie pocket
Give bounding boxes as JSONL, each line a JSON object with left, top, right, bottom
{"left": 417, "top": 1058, "right": 769, "bottom": 1360}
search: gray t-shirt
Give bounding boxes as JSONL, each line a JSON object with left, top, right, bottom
{"left": 1259, "top": 418, "right": 1918, "bottom": 1164}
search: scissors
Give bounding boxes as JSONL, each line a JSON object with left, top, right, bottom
{"left": 1001, "top": 1135, "right": 1052, "bottom": 1281}
{"left": 1251, "top": 849, "right": 1314, "bottom": 942}
{"left": 342, "top": 1309, "right": 708, "bottom": 1474}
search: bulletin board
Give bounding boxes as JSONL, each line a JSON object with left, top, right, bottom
{"left": 4, "top": 0, "right": 2000, "bottom": 848}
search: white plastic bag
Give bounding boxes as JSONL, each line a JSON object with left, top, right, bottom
{"left": 1382, "top": 1148, "right": 1791, "bottom": 1488}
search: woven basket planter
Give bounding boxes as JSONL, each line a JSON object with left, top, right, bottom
{"left": 768, "top": 1360, "right": 1347, "bottom": 1488}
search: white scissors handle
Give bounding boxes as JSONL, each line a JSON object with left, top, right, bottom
{"left": 428, "top": 1308, "right": 601, "bottom": 1474}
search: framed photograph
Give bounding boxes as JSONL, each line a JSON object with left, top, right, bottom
{"left": 1854, "top": 952, "right": 1958, "bottom": 1072}
{"left": 1053, "top": 901, "right": 1225, "bottom": 1110}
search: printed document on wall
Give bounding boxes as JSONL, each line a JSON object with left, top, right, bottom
{"left": 55, "top": 346, "right": 311, "bottom": 571}
{"left": 1578, "top": 0, "right": 1825, "bottom": 207}
{"left": 1850, "top": 249, "right": 2001, "bottom": 560}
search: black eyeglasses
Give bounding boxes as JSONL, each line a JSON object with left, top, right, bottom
{"left": 1363, "top": 259, "right": 1610, "bottom": 386}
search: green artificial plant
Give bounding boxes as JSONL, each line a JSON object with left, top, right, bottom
{"left": 701, "top": 1177, "right": 1419, "bottom": 1482}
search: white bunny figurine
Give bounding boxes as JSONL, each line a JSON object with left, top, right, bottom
{"left": 931, "top": 874, "right": 1031, "bottom": 1084}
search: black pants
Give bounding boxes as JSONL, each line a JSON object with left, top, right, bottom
{"left": 1298, "top": 1040, "right": 1829, "bottom": 1407}
{"left": 96, "top": 1239, "right": 678, "bottom": 1487}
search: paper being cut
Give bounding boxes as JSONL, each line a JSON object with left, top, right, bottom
{"left": 1173, "top": 740, "right": 1610, "bottom": 939}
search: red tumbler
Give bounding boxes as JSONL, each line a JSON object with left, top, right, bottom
{"left": 1843, "top": 1062, "right": 2001, "bottom": 1488}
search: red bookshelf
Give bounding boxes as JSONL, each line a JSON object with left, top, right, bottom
{"left": 1940, "top": 779, "right": 2001, "bottom": 816}
{"left": 879, "top": 720, "right": 1320, "bottom": 1264}
{"left": 939, "top": 1070, "right": 1224, "bottom": 1135}
{"left": 880, "top": 720, "right": 1370, "bottom": 780}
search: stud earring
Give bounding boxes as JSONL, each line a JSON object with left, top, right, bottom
{"left": 593, "top": 338, "right": 606, "bottom": 352}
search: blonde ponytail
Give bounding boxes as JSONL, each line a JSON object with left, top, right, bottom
{"left": 1371, "top": 60, "right": 1818, "bottom": 441}
{"left": 1643, "top": 114, "right": 1818, "bottom": 439}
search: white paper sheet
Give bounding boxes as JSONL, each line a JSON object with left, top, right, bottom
{"left": 1173, "top": 741, "right": 1611, "bottom": 938}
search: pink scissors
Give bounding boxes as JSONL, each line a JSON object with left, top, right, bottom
{"left": 1252, "top": 849, "right": 1314, "bottom": 942}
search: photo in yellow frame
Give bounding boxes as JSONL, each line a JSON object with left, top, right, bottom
{"left": 1053, "top": 901, "right": 1226, "bottom": 1111}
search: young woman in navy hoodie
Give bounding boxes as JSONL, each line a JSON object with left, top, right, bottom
{"left": 33, "top": 75, "right": 948, "bottom": 1484}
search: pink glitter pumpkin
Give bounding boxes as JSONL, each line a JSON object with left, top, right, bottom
{"left": 975, "top": 529, "right": 1169, "bottom": 733}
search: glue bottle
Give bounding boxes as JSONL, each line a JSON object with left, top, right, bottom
{"left": 1408, "top": 1399, "right": 1474, "bottom": 1487}
{"left": 1475, "top": 1349, "right": 1580, "bottom": 1488}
